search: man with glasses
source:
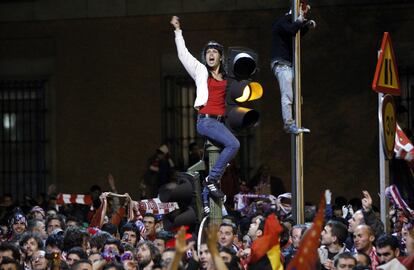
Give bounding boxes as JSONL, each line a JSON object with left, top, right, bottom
{"left": 30, "top": 250, "right": 48, "bottom": 270}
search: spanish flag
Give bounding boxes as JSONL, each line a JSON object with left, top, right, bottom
{"left": 287, "top": 196, "right": 326, "bottom": 270}
{"left": 248, "top": 213, "right": 283, "bottom": 270}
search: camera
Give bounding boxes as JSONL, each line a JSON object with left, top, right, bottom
{"left": 45, "top": 251, "right": 60, "bottom": 261}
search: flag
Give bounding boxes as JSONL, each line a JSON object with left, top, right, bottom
{"left": 287, "top": 196, "right": 326, "bottom": 270}
{"left": 394, "top": 123, "right": 414, "bottom": 168}
{"left": 248, "top": 213, "right": 283, "bottom": 270}
{"left": 385, "top": 185, "right": 414, "bottom": 218}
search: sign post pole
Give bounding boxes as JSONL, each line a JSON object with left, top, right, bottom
{"left": 372, "top": 32, "right": 400, "bottom": 232}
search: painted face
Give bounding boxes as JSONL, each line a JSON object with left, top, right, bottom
{"left": 205, "top": 48, "right": 221, "bottom": 69}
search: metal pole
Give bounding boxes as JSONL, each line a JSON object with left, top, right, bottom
{"left": 292, "top": 0, "right": 304, "bottom": 224}
{"left": 206, "top": 140, "right": 222, "bottom": 225}
{"left": 378, "top": 94, "right": 390, "bottom": 232}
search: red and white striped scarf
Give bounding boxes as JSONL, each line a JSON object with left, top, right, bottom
{"left": 56, "top": 193, "right": 93, "bottom": 205}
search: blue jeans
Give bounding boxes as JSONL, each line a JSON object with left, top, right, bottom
{"left": 197, "top": 117, "right": 240, "bottom": 182}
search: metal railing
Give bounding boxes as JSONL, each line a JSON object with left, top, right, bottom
{"left": 0, "top": 80, "right": 48, "bottom": 202}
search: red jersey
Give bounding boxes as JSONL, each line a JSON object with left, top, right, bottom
{"left": 199, "top": 77, "right": 226, "bottom": 115}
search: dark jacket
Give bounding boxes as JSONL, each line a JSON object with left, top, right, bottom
{"left": 270, "top": 13, "right": 310, "bottom": 64}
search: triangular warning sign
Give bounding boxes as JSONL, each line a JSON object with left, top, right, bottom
{"left": 372, "top": 32, "right": 400, "bottom": 96}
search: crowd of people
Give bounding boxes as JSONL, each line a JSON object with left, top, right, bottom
{"left": 1, "top": 169, "right": 414, "bottom": 270}
{"left": 1, "top": 1, "right": 414, "bottom": 269}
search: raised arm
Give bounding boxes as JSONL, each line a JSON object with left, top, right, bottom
{"left": 170, "top": 16, "right": 207, "bottom": 81}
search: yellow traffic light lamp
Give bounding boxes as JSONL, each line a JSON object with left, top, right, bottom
{"left": 226, "top": 47, "right": 263, "bottom": 130}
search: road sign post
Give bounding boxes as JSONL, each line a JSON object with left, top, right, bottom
{"left": 372, "top": 32, "right": 400, "bottom": 232}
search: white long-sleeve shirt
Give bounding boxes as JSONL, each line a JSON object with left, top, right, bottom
{"left": 174, "top": 29, "right": 209, "bottom": 109}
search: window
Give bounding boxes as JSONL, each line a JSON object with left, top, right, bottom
{"left": 0, "top": 80, "right": 48, "bottom": 202}
{"left": 398, "top": 67, "right": 414, "bottom": 130}
{"left": 162, "top": 76, "right": 199, "bottom": 170}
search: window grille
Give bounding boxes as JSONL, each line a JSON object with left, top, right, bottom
{"left": 399, "top": 67, "right": 414, "bottom": 131}
{"left": 0, "top": 80, "right": 48, "bottom": 202}
{"left": 162, "top": 76, "right": 199, "bottom": 170}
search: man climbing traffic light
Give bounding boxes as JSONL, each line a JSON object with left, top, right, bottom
{"left": 270, "top": 2, "right": 316, "bottom": 134}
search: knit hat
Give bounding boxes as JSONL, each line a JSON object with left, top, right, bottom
{"left": 30, "top": 206, "right": 45, "bottom": 218}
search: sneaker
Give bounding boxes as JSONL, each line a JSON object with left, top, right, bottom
{"left": 204, "top": 177, "right": 225, "bottom": 199}
{"left": 202, "top": 187, "right": 210, "bottom": 215}
{"left": 286, "top": 124, "right": 310, "bottom": 134}
{"left": 203, "top": 205, "right": 210, "bottom": 215}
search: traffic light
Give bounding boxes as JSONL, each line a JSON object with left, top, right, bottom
{"left": 158, "top": 172, "right": 197, "bottom": 231}
{"left": 226, "top": 47, "right": 263, "bottom": 130}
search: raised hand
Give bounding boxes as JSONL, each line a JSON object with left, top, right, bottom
{"left": 107, "top": 173, "right": 117, "bottom": 192}
{"left": 175, "top": 226, "right": 190, "bottom": 254}
{"left": 361, "top": 190, "right": 372, "bottom": 211}
{"left": 170, "top": 16, "right": 181, "bottom": 30}
{"left": 325, "top": 189, "right": 332, "bottom": 204}
{"left": 206, "top": 224, "right": 219, "bottom": 255}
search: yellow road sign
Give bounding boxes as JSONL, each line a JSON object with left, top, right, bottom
{"left": 372, "top": 32, "right": 400, "bottom": 95}
{"left": 379, "top": 94, "right": 396, "bottom": 159}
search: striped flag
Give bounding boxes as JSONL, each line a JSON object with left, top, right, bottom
{"left": 287, "top": 196, "right": 326, "bottom": 270}
{"left": 385, "top": 185, "right": 414, "bottom": 218}
{"left": 248, "top": 213, "right": 283, "bottom": 270}
{"left": 394, "top": 123, "right": 414, "bottom": 168}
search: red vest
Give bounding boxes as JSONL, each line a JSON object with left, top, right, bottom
{"left": 199, "top": 77, "right": 226, "bottom": 115}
